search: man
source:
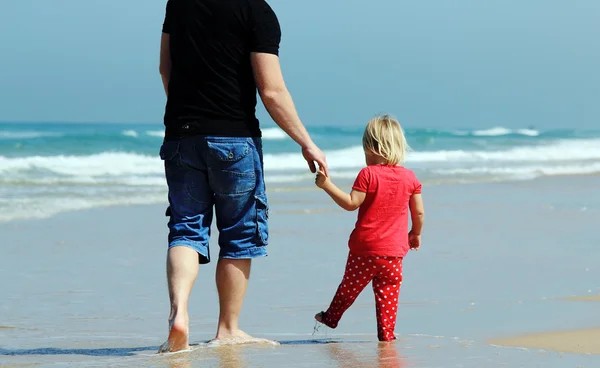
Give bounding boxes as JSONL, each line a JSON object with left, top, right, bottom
{"left": 158, "top": 0, "right": 328, "bottom": 352}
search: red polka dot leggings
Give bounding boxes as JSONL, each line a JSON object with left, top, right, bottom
{"left": 320, "top": 252, "right": 403, "bottom": 342}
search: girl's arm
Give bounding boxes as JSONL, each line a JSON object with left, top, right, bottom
{"left": 316, "top": 171, "right": 366, "bottom": 211}
{"left": 323, "top": 185, "right": 366, "bottom": 212}
{"left": 409, "top": 193, "right": 425, "bottom": 234}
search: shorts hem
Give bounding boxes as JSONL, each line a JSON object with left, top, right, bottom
{"left": 168, "top": 241, "right": 210, "bottom": 264}
{"left": 219, "top": 245, "right": 268, "bottom": 260}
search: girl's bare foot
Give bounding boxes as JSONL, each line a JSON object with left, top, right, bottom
{"left": 315, "top": 311, "right": 337, "bottom": 329}
{"left": 315, "top": 312, "right": 326, "bottom": 323}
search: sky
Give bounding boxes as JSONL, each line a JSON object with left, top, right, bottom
{"left": 0, "top": 0, "right": 598, "bottom": 129}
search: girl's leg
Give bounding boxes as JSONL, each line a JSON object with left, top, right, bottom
{"left": 372, "top": 257, "right": 403, "bottom": 341}
{"left": 318, "top": 253, "right": 376, "bottom": 328}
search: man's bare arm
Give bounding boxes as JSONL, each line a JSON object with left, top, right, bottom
{"left": 159, "top": 33, "right": 171, "bottom": 97}
{"left": 251, "top": 52, "right": 328, "bottom": 174}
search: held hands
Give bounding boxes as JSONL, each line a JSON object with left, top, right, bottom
{"left": 302, "top": 143, "right": 328, "bottom": 176}
{"left": 315, "top": 168, "right": 330, "bottom": 189}
{"left": 409, "top": 231, "right": 421, "bottom": 251}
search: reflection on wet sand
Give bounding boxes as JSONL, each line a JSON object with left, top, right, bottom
{"left": 213, "top": 345, "right": 247, "bottom": 368}
{"left": 166, "top": 344, "right": 246, "bottom": 368}
{"left": 377, "top": 343, "right": 406, "bottom": 368}
{"left": 166, "top": 354, "right": 191, "bottom": 368}
{"left": 326, "top": 342, "right": 406, "bottom": 368}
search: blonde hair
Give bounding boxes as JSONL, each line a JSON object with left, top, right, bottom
{"left": 362, "top": 114, "right": 410, "bottom": 165}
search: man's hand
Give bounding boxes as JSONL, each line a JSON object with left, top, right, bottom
{"left": 302, "top": 143, "right": 328, "bottom": 176}
{"left": 409, "top": 231, "right": 421, "bottom": 251}
{"left": 315, "top": 168, "right": 330, "bottom": 189}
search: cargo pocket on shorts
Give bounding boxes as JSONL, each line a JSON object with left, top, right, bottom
{"left": 255, "top": 194, "right": 269, "bottom": 246}
{"left": 159, "top": 141, "right": 181, "bottom": 164}
{"left": 207, "top": 139, "right": 256, "bottom": 195}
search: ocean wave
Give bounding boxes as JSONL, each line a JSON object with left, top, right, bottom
{"left": 0, "top": 152, "right": 161, "bottom": 176}
{"left": 121, "top": 130, "right": 139, "bottom": 138}
{"left": 0, "top": 175, "right": 166, "bottom": 187}
{"left": 1, "top": 137, "right": 599, "bottom": 222}
{"left": 146, "top": 130, "right": 165, "bottom": 138}
{"left": 265, "top": 170, "right": 361, "bottom": 184}
{"left": 410, "top": 139, "right": 600, "bottom": 163}
{"left": 0, "top": 193, "right": 166, "bottom": 222}
{"left": 434, "top": 163, "right": 600, "bottom": 180}
{"left": 3, "top": 126, "right": 592, "bottom": 146}
{"left": 2, "top": 139, "right": 599, "bottom": 178}
{"left": 262, "top": 127, "right": 287, "bottom": 140}
{"left": 0, "top": 131, "right": 64, "bottom": 140}
{"left": 264, "top": 139, "right": 600, "bottom": 171}
{"left": 470, "top": 127, "right": 540, "bottom": 137}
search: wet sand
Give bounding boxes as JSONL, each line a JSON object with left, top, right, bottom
{"left": 488, "top": 292, "right": 600, "bottom": 354}
{"left": 1, "top": 176, "right": 600, "bottom": 367}
{"left": 489, "top": 328, "right": 600, "bottom": 355}
{"left": 562, "top": 295, "right": 600, "bottom": 302}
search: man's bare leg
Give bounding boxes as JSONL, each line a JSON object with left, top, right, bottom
{"left": 158, "top": 246, "right": 199, "bottom": 353}
{"left": 214, "top": 258, "right": 252, "bottom": 340}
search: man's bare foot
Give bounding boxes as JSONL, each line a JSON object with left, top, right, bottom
{"left": 158, "top": 312, "right": 190, "bottom": 353}
{"left": 209, "top": 329, "right": 278, "bottom": 346}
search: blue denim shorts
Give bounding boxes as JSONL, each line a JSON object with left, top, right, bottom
{"left": 160, "top": 136, "right": 268, "bottom": 264}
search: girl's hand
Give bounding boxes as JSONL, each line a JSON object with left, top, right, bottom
{"left": 315, "top": 168, "right": 330, "bottom": 189}
{"left": 409, "top": 231, "right": 421, "bottom": 250}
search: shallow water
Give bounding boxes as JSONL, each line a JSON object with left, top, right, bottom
{"left": 1, "top": 336, "right": 596, "bottom": 367}
{"left": 1, "top": 177, "right": 599, "bottom": 367}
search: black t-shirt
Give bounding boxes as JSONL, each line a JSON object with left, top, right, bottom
{"left": 162, "top": 0, "right": 281, "bottom": 139}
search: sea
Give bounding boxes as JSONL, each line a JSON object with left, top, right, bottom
{"left": 1, "top": 122, "right": 599, "bottom": 222}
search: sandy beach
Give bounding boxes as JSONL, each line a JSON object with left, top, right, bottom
{"left": 1, "top": 176, "right": 599, "bottom": 367}
{"left": 489, "top": 328, "right": 600, "bottom": 355}
{"left": 488, "top": 287, "right": 600, "bottom": 355}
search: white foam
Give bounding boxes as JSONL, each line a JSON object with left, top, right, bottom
{"left": 515, "top": 128, "right": 540, "bottom": 137}
{"left": 264, "top": 139, "right": 600, "bottom": 171}
{"left": 409, "top": 139, "right": 600, "bottom": 163}
{"left": 0, "top": 193, "right": 166, "bottom": 222}
{"left": 262, "top": 127, "right": 287, "bottom": 140}
{"left": 0, "top": 152, "right": 162, "bottom": 177}
{"left": 1, "top": 139, "right": 597, "bottom": 180}
{"left": 122, "top": 130, "right": 139, "bottom": 138}
{"left": 146, "top": 130, "right": 165, "bottom": 138}
{"left": 434, "top": 162, "right": 600, "bottom": 179}
{"left": 264, "top": 146, "right": 365, "bottom": 171}
{"left": 0, "top": 175, "right": 167, "bottom": 187}
{"left": 265, "top": 170, "right": 360, "bottom": 184}
{"left": 0, "top": 131, "right": 63, "bottom": 139}
{"left": 472, "top": 127, "right": 540, "bottom": 137}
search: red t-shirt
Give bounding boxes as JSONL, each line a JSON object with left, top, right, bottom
{"left": 348, "top": 164, "right": 422, "bottom": 258}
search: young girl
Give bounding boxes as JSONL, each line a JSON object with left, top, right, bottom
{"left": 314, "top": 114, "right": 425, "bottom": 342}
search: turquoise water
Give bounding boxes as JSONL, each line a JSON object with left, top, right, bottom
{"left": 1, "top": 122, "right": 599, "bottom": 221}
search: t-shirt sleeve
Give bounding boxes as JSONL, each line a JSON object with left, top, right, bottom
{"left": 413, "top": 175, "right": 422, "bottom": 194}
{"left": 162, "top": 0, "right": 173, "bottom": 34}
{"left": 352, "top": 168, "right": 370, "bottom": 193}
{"left": 249, "top": 0, "right": 282, "bottom": 55}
